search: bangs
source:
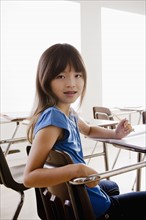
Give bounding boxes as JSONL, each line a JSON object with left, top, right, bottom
{"left": 50, "top": 44, "right": 86, "bottom": 78}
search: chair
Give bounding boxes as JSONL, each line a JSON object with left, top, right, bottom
{"left": 0, "top": 146, "right": 29, "bottom": 220}
{"left": 26, "top": 145, "right": 96, "bottom": 220}
{"left": 26, "top": 146, "right": 71, "bottom": 220}
{"left": 93, "top": 106, "right": 116, "bottom": 129}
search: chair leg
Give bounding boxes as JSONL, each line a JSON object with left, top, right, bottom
{"left": 12, "top": 191, "right": 24, "bottom": 220}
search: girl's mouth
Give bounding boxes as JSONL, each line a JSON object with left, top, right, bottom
{"left": 64, "top": 91, "right": 77, "bottom": 94}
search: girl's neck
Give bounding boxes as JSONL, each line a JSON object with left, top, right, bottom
{"left": 55, "top": 104, "right": 70, "bottom": 116}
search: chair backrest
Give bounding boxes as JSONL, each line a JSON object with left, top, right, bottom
{"left": 0, "top": 146, "right": 27, "bottom": 192}
{"left": 93, "top": 106, "right": 116, "bottom": 129}
{"left": 142, "top": 111, "right": 146, "bottom": 124}
{"left": 45, "top": 149, "right": 96, "bottom": 220}
{"left": 93, "top": 106, "right": 113, "bottom": 120}
{"left": 26, "top": 146, "right": 96, "bottom": 220}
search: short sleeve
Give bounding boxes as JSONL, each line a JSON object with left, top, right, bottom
{"left": 34, "top": 107, "right": 70, "bottom": 139}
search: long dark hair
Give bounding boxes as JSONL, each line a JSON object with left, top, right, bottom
{"left": 27, "top": 43, "right": 87, "bottom": 143}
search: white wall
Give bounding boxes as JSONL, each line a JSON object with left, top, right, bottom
{"left": 1, "top": 1, "right": 81, "bottom": 113}
{"left": 80, "top": 2, "right": 102, "bottom": 118}
{"left": 1, "top": 1, "right": 81, "bottom": 141}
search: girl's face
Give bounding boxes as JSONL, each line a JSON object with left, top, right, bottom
{"left": 50, "top": 65, "right": 84, "bottom": 109}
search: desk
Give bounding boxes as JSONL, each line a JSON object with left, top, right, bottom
{"left": 92, "top": 124, "right": 146, "bottom": 191}
{"left": 0, "top": 112, "right": 29, "bottom": 156}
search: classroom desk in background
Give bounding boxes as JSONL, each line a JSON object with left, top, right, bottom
{"left": 0, "top": 112, "right": 29, "bottom": 156}
{"left": 91, "top": 124, "right": 146, "bottom": 191}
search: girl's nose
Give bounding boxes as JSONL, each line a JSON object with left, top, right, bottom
{"left": 66, "top": 76, "right": 76, "bottom": 87}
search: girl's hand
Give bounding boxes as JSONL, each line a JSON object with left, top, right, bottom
{"left": 115, "top": 118, "right": 134, "bottom": 139}
{"left": 77, "top": 164, "right": 100, "bottom": 188}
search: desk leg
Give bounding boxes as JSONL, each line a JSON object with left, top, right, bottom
{"left": 103, "top": 143, "right": 109, "bottom": 171}
{"left": 136, "top": 153, "right": 143, "bottom": 191}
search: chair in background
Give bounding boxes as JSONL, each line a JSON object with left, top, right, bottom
{"left": 93, "top": 106, "right": 116, "bottom": 128}
{"left": 0, "top": 146, "right": 29, "bottom": 220}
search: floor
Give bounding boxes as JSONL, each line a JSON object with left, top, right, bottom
{"left": 1, "top": 136, "right": 146, "bottom": 220}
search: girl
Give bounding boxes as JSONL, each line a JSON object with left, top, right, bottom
{"left": 23, "top": 43, "right": 146, "bottom": 220}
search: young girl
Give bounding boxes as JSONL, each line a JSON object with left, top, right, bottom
{"left": 23, "top": 43, "right": 146, "bottom": 220}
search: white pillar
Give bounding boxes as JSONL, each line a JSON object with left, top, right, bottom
{"left": 80, "top": 1, "right": 103, "bottom": 119}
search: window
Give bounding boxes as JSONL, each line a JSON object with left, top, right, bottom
{"left": 101, "top": 7, "right": 145, "bottom": 108}
{"left": 1, "top": 1, "right": 80, "bottom": 112}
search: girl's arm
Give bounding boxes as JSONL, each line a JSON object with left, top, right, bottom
{"left": 23, "top": 125, "right": 99, "bottom": 188}
{"left": 78, "top": 117, "right": 132, "bottom": 139}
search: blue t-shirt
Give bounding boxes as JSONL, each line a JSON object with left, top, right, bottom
{"left": 34, "top": 107, "right": 111, "bottom": 218}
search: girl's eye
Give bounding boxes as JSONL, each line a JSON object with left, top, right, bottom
{"left": 56, "top": 74, "right": 65, "bottom": 79}
{"left": 75, "top": 74, "right": 82, "bottom": 78}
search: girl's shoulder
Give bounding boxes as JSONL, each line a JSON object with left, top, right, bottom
{"left": 38, "top": 106, "right": 68, "bottom": 124}
{"left": 34, "top": 107, "right": 69, "bottom": 135}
